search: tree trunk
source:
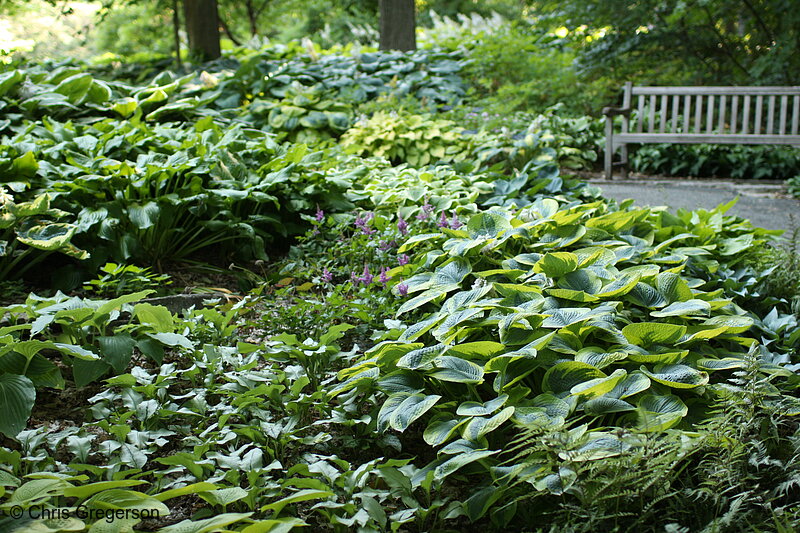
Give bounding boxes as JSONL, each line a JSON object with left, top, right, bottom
{"left": 379, "top": 0, "right": 416, "bottom": 51}
{"left": 183, "top": 0, "right": 221, "bottom": 61}
{"left": 172, "top": 0, "right": 182, "bottom": 67}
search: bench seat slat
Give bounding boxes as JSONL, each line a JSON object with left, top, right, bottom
{"left": 615, "top": 133, "right": 800, "bottom": 145}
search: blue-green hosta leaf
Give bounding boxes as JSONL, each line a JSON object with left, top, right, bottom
{"left": 627, "top": 283, "right": 668, "bottom": 308}
{"left": 429, "top": 356, "right": 484, "bottom": 384}
{"left": 0, "top": 374, "right": 35, "bottom": 438}
{"left": 492, "top": 357, "right": 540, "bottom": 392}
{"left": 389, "top": 393, "right": 441, "bottom": 432}
{"left": 636, "top": 393, "right": 688, "bottom": 431}
{"left": 542, "top": 305, "right": 615, "bottom": 328}
{"left": 563, "top": 434, "right": 634, "bottom": 461}
{"left": 457, "top": 394, "right": 509, "bottom": 416}
{"left": 558, "top": 269, "right": 603, "bottom": 293}
{"left": 574, "top": 347, "right": 627, "bottom": 369}
{"left": 512, "top": 406, "right": 565, "bottom": 428}
{"left": 330, "top": 367, "right": 380, "bottom": 397}
{"left": 398, "top": 233, "right": 442, "bottom": 253}
{"left": 583, "top": 397, "right": 636, "bottom": 415}
{"left": 434, "top": 450, "right": 497, "bottom": 480}
{"left": 424, "top": 417, "right": 466, "bottom": 446}
{"left": 128, "top": 202, "right": 160, "bottom": 229}
{"left": 702, "top": 315, "right": 754, "bottom": 334}
{"left": 396, "top": 287, "right": 450, "bottom": 316}
{"left": 570, "top": 369, "right": 627, "bottom": 399}
{"left": 543, "top": 362, "right": 605, "bottom": 395}
{"left": 641, "top": 364, "right": 709, "bottom": 389}
{"left": 534, "top": 466, "right": 577, "bottom": 495}
{"left": 656, "top": 271, "right": 694, "bottom": 303}
{"left": 596, "top": 274, "right": 640, "bottom": 299}
{"left": 397, "top": 344, "right": 446, "bottom": 370}
{"left": 462, "top": 406, "right": 515, "bottom": 441}
{"left": 431, "top": 258, "right": 472, "bottom": 289}
{"left": 377, "top": 393, "right": 410, "bottom": 433}
{"left": 431, "top": 308, "right": 485, "bottom": 341}
{"left": 650, "top": 299, "right": 711, "bottom": 318}
{"left": 574, "top": 247, "right": 618, "bottom": 268}
{"left": 607, "top": 370, "right": 652, "bottom": 399}
{"left": 534, "top": 252, "right": 579, "bottom": 277}
{"left": 467, "top": 212, "right": 512, "bottom": 239}
{"left": 696, "top": 358, "right": 747, "bottom": 370}
{"left": 98, "top": 335, "right": 137, "bottom": 373}
{"left": 622, "top": 322, "right": 687, "bottom": 346}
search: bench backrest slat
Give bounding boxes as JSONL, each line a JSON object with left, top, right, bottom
{"left": 706, "top": 95, "right": 715, "bottom": 134}
{"left": 730, "top": 95, "right": 739, "bottom": 134}
{"left": 779, "top": 95, "right": 788, "bottom": 135}
{"left": 631, "top": 86, "right": 800, "bottom": 96}
{"left": 637, "top": 95, "right": 645, "bottom": 133}
{"left": 742, "top": 95, "right": 751, "bottom": 135}
{"left": 793, "top": 95, "right": 800, "bottom": 135}
{"left": 754, "top": 95, "right": 763, "bottom": 135}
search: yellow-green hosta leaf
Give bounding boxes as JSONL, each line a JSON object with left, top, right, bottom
{"left": 570, "top": 368, "right": 627, "bottom": 399}
{"left": 112, "top": 97, "right": 138, "bottom": 117}
{"left": 622, "top": 322, "right": 687, "bottom": 346}
{"left": 534, "top": 252, "right": 579, "bottom": 277}
{"left": 640, "top": 364, "right": 709, "bottom": 389}
{"left": 625, "top": 349, "right": 686, "bottom": 364}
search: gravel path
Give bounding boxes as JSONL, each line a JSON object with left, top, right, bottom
{"left": 588, "top": 178, "right": 800, "bottom": 235}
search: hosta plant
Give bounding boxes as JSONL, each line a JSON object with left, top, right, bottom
{"left": 341, "top": 111, "right": 473, "bottom": 167}
{"left": 334, "top": 197, "right": 795, "bottom": 522}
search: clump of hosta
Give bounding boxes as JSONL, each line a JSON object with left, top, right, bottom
{"left": 340, "top": 111, "right": 473, "bottom": 167}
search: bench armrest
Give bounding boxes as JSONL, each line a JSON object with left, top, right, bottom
{"left": 602, "top": 106, "right": 631, "bottom": 117}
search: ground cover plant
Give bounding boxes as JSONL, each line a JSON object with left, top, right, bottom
{"left": 0, "top": 7, "right": 799, "bottom": 533}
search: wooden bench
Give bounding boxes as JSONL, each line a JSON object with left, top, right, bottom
{"left": 603, "top": 82, "right": 800, "bottom": 179}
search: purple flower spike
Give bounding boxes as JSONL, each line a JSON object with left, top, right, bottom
{"left": 449, "top": 211, "right": 463, "bottom": 229}
{"left": 437, "top": 211, "right": 449, "bottom": 228}
{"left": 397, "top": 216, "right": 409, "bottom": 236}
{"left": 416, "top": 201, "right": 434, "bottom": 220}
{"left": 322, "top": 268, "right": 333, "bottom": 283}
{"left": 315, "top": 206, "right": 324, "bottom": 222}
{"left": 357, "top": 264, "right": 374, "bottom": 285}
{"left": 398, "top": 254, "right": 410, "bottom": 266}
{"left": 397, "top": 281, "right": 408, "bottom": 296}
{"left": 379, "top": 266, "right": 391, "bottom": 285}
{"left": 355, "top": 213, "right": 376, "bottom": 235}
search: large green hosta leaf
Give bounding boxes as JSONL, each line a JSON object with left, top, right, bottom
{"left": 543, "top": 362, "right": 605, "bottom": 395}
{"left": 622, "top": 322, "right": 687, "bottom": 346}
{"left": 0, "top": 374, "right": 35, "bottom": 438}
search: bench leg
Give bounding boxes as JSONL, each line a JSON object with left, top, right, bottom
{"left": 604, "top": 117, "right": 614, "bottom": 179}
{"left": 620, "top": 143, "right": 628, "bottom": 179}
